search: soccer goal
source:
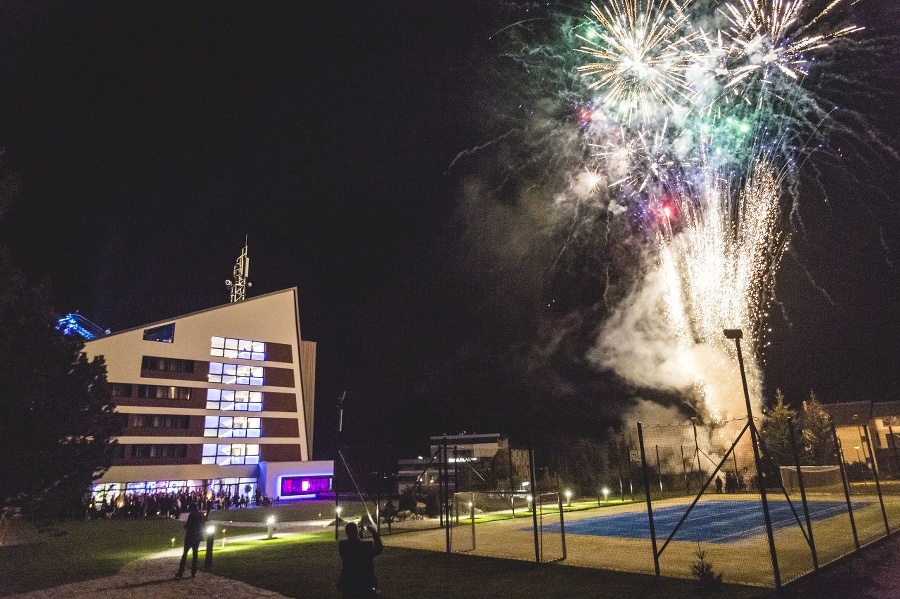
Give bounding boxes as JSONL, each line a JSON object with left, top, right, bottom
{"left": 448, "top": 491, "right": 564, "bottom": 562}
{"left": 780, "top": 465, "right": 844, "bottom": 495}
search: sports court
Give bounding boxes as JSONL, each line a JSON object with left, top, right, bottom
{"left": 546, "top": 499, "right": 869, "bottom": 543}
{"left": 384, "top": 493, "right": 897, "bottom": 586}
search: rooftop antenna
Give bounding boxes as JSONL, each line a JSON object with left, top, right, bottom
{"left": 225, "top": 236, "right": 251, "bottom": 302}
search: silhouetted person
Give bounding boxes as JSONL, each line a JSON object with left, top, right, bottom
{"left": 337, "top": 521, "right": 383, "bottom": 598}
{"left": 176, "top": 504, "right": 205, "bottom": 578}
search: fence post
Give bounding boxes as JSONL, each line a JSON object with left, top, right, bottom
{"left": 528, "top": 440, "right": 540, "bottom": 564}
{"left": 443, "top": 439, "right": 451, "bottom": 553}
{"left": 508, "top": 448, "right": 516, "bottom": 518}
{"left": 655, "top": 445, "right": 664, "bottom": 499}
{"left": 831, "top": 420, "right": 859, "bottom": 550}
{"left": 637, "top": 422, "right": 660, "bottom": 577}
{"left": 726, "top": 329, "right": 780, "bottom": 589}
{"left": 788, "top": 417, "right": 818, "bottom": 570}
{"left": 557, "top": 489, "right": 567, "bottom": 560}
{"left": 861, "top": 424, "right": 890, "bottom": 536}
{"left": 692, "top": 418, "right": 703, "bottom": 491}
{"left": 470, "top": 492, "right": 476, "bottom": 551}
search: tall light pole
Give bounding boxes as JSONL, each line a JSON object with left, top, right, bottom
{"left": 724, "top": 328, "right": 781, "bottom": 588}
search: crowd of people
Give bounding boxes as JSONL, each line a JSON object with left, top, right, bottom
{"left": 87, "top": 487, "right": 274, "bottom": 519}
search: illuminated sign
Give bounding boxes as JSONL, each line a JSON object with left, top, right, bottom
{"left": 279, "top": 476, "right": 331, "bottom": 498}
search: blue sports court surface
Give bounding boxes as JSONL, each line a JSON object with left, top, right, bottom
{"left": 542, "top": 499, "right": 868, "bottom": 544}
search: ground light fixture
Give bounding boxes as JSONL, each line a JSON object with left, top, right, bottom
{"left": 267, "top": 516, "right": 276, "bottom": 540}
{"left": 205, "top": 525, "right": 216, "bottom": 569}
{"left": 565, "top": 490, "right": 572, "bottom": 506}
{"left": 602, "top": 487, "right": 610, "bottom": 503}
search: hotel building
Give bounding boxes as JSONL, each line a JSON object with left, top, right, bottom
{"left": 79, "top": 287, "right": 333, "bottom": 503}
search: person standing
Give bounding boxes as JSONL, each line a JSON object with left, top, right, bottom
{"left": 337, "top": 521, "right": 383, "bottom": 598}
{"left": 176, "top": 504, "right": 205, "bottom": 578}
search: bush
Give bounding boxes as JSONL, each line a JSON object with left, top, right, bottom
{"left": 690, "top": 544, "right": 723, "bottom": 591}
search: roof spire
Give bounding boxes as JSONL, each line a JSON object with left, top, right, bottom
{"left": 225, "top": 236, "right": 251, "bottom": 302}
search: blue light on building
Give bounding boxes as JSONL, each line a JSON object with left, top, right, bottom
{"left": 57, "top": 313, "right": 109, "bottom": 340}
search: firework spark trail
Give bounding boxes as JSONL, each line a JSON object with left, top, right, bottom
{"left": 563, "top": 0, "right": 865, "bottom": 419}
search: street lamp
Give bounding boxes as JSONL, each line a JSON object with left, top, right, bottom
{"left": 724, "top": 327, "right": 781, "bottom": 587}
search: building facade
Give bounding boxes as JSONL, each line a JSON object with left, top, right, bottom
{"left": 82, "top": 288, "right": 332, "bottom": 504}
{"left": 396, "top": 433, "right": 529, "bottom": 495}
{"left": 824, "top": 400, "right": 900, "bottom": 476}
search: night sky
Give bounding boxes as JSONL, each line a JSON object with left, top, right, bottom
{"left": 1, "top": 2, "right": 899, "bottom": 464}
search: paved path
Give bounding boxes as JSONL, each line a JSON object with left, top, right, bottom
{"left": 5, "top": 540, "right": 291, "bottom": 599}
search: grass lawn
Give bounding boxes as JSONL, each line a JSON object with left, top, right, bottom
{"left": 207, "top": 499, "right": 340, "bottom": 523}
{"left": 0, "top": 517, "right": 186, "bottom": 595}
{"left": 12, "top": 513, "right": 874, "bottom": 598}
{"left": 211, "top": 530, "right": 775, "bottom": 599}
{"left": 1, "top": 515, "right": 774, "bottom": 598}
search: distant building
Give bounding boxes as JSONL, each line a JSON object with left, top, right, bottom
{"left": 396, "top": 432, "right": 528, "bottom": 496}
{"left": 80, "top": 288, "right": 332, "bottom": 503}
{"left": 823, "top": 400, "right": 900, "bottom": 475}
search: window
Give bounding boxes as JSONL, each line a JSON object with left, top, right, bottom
{"left": 143, "top": 323, "right": 175, "bottom": 343}
{"left": 210, "top": 337, "right": 266, "bottom": 360}
{"left": 109, "top": 383, "right": 133, "bottom": 398}
{"left": 130, "top": 414, "right": 190, "bottom": 429}
{"left": 207, "top": 362, "right": 263, "bottom": 386}
{"left": 141, "top": 356, "right": 195, "bottom": 373}
{"left": 201, "top": 443, "right": 259, "bottom": 466}
{"left": 137, "top": 385, "right": 192, "bottom": 400}
{"left": 205, "top": 389, "right": 262, "bottom": 411}
{"left": 204, "top": 416, "right": 261, "bottom": 438}
{"left": 280, "top": 476, "right": 331, "bottom": 497}
{"left": 130, "top": 444, "right": 187, "bottom": 459}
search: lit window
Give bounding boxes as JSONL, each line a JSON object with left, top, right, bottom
{"left": 143, "top": 323, "right": 175, "bottom": 343}
{"left": 210, "top": 337, "right": 266, "bottom": 361}
{"left": 201, "top": 443, "right": 260, "bottom": 465}
{"left": 205, "top": 389, "right": 262, "bottom": 411}
{"left": 204, "top": 416, "right": 261, "bottom": 438}
{"left": 207, "top": 362, "right": 264, "bottom": 386}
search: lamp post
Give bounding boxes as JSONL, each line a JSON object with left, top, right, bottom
{"left": 335, "top": 506, "right": 342, "bottom": 541}
{"left": 205, "top": 524, "right": 216, "bottom": 570}
{"left": 723, "top": 328, "right": 781, "bottom": 588}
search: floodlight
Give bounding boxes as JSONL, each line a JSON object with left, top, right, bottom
{"left": 723, "top": 328, "right": 743, "bottom": 339}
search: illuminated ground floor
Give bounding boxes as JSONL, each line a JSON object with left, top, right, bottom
{"left": 90, "top": 460, "right": 334, "bottom": 507}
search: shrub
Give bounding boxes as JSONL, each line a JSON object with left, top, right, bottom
{"left": 690, "top": 544, "right": 723, "bottom": 591}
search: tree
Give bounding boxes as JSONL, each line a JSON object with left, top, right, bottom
{"left": 0, "top": 247, "right": 120, "bottom": 519}
{"left": 759, "top": 389, "right": 796, "bottom": 468}
{"left": 801, "top": 391, "right": 835, "bottom": 465}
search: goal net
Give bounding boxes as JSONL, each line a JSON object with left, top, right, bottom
{"left": 780, "top": 465, "right": 843, "bottom": 495}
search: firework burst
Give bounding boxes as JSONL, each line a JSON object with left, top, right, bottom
{"left": 577, "top": 0, "right": 699, "bottom": 124}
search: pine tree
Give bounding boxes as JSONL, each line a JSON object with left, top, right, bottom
{"left": 0, "top": 247, "right": 120, "bottom": 519}
{"left": 759, "top": 389, "right": 797, "bottom": 468}
{"left": 802, "top": 391, "right": 836, "bottom": 466}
